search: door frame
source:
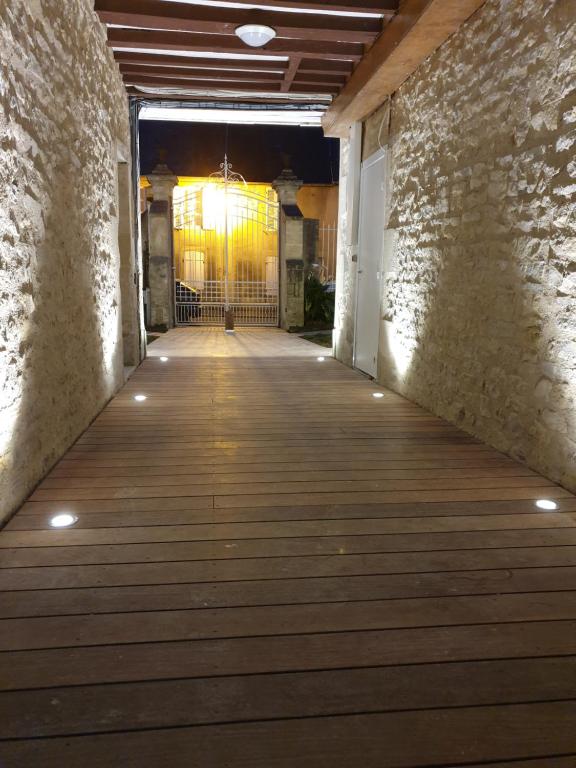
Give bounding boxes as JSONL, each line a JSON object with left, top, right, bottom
{"left": 353, "top": 147, "right": 387, "bottom": 376}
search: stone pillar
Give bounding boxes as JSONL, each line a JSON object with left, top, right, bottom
{"left": 147, "top": 163, "right": 178, "bottom": 331}
{"left": 273, "top": 169, "right": 305, "bottom": 331}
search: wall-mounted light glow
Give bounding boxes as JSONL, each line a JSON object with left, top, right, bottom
{"left": 535, "top": 499, "right": 558, "bottom": 510}
{"left": 372, "top": 392, "right": 384, "bottom": 399}
{"left": 317, "top": 356, "right": 325, "bottom": 362}
{"left": 134, "top": 394, "right": 147, "bottom": 402}
{"left": 50, "top": 513, "right": 78, "bottom": 528}
{"left": 235, "top": 24, "right": 277, "bottom": 48}
{"left": 160, "top": 357, "right": 169, "bottom": 362}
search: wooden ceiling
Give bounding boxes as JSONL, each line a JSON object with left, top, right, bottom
{"left": 95, "top": 0, "right": 400, "bottom": 102}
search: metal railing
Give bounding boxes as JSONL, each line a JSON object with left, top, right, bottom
{"left": 317, "top": 222, "right": 337, "bottom": 283}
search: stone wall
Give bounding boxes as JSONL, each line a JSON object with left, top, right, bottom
{"left": 336, "top": 0, "right": 576, "bottom": 491}
{"left": 0, "top": 0, "right": 136, "bottom": 523}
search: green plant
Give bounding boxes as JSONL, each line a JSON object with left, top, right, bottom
{"left": 304, "top": 273, "right": 334, "bottom": 326}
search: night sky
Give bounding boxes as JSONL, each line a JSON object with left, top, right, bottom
{"left": 139, "top": 121, "right": 340, "bottom": 184}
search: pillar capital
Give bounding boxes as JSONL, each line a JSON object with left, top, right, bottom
{"left": 272, "top": 168, "right": 303, "bottom": 206}
{"left": 147, "top": 162, "right": 178, "bottom": 201}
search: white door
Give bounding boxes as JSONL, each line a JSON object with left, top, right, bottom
{"left": 354, "top": 149, "right": 386, "bottom": 377}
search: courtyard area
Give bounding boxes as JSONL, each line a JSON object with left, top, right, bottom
{"left": 0, "top": 328, "right": 575, "bottom": 765}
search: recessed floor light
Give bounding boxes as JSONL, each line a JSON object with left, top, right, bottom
{"left": 372, "top": 392, "right": 384, "bottom": 399}
{"left": 134, "top": 394, "right": 147, "bottom": 402}
{"left": 317, "top": 356, "right": 325, "bottom": 362}
{"left": 535, "top": 499, "right": 558, "bottom": 510}
{"left": 160, "top": 357, "right": 169, "bottom": 362}
{"left": 225, "top": 330, "right": 235, "bottom": 334}
{"left": 50, "top": 514, "right": 78, "bottom": 528}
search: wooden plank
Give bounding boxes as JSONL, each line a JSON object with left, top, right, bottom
{"left": 12, "top": 498, "right": 576, "bottom": 529}
{"left": 1, "top": 591, "right": 576, "bottom": 650}
{"left": 113, "top": 51, "right": 291, "bottom": 71}
{"left": 1, "top": 565, "right": 575, "bottom": 619}
{"left": 466, "top": 760, "right": 576, "bottom": 768}
{"left": 2, "top": 526, "right": 575, "bottom": 569}
{"left": 124, "top": 75, "right": 339, "bottom": 96}
{"left": 0, "top": 619, "right": 574, "bottom": 691}
{"left": 122, "top": 74, "right": 293, "bottom": 92}
{"left": 1, "top": 702, "right": 575, "bottom": 767}
{"left": 1, "top": 512, "right": 572, "bottom": 548}
{"left": 27, "top": 476, "right": 560, "bottom": 502}
{"left": 65, "top": 437, "right": 482, "bottom": 454}
{"left": 46, "top": 458, "right": 530, "bottom": 478}
{"left": 37, "top": 466, "right": 539, "bottom": 489}
{"left": 299, "top": 58, "right": 354, "bottom": 74}
{"left": 214, "top": 487, "right": 571, "bottom": 508}
{"left": 141, "top": 0, "right": 399, "bottom": 13}
{"left": 119, "top": 65, "right": 286, "bottom": 82}
{"left": 323, "top": 0, "right": 488, "bottom": 136}
{"left": 125, "top": 88, "right": 326, "bottom": 105}
{"left": 2, "top": 658, "right": 575, "bottom": 739}
{"left": 3, "top": 547, "right": 576, "bottom": 592}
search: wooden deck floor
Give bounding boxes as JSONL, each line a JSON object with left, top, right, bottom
{"left": 1, "top": 327, "right": 576, "bottom": 767}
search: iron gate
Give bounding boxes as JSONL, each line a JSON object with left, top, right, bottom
{"left": 173, "top": 181, "right": 279, "bottom": 326}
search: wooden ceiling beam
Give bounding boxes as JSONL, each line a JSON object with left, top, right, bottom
{"left": 126, "top": 87, "right": 330, "bottom": 106}
{"left": 293, "top": 72, "right": 347, "bottom": 84}
{"left": 119, "top": 65, "right": 285, "bottom": 82}
{"left": 114, "top": 52, "right": 290, "bottom": 71}
{"left": 178, "top": 0, "right": 398, "bottom": 12}
{"left": 123, "top": 74, "right": 283, "bottom": 91}
{"left": 108, "top": 28, "right": 365, "bottom": 59}
{"left": 298, "top": 58, "right": 354, "bottom": 74}
{"left": 323, "top": 0, "right": 487, "bottom": 136}
{"left": 281, "top": 55, "right": 303, "bottom": 93}
{"left": 123, "top": 73, "right": 339, "bottom": 94}
{"left": 96, "top": 0, "right": 382, "bottom": 43}
{"left": 289, "top": 83, "right": 339, "bottom": 94}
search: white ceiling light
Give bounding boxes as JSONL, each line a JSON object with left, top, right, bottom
{"left": 372, "top": 392, "right": 384, "bottom": 399}
{"left": 235, "top": 24, "right": 277, "bottom": 48}
{"left": 134, "top": 394, "right": 147, "bottom": 402}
